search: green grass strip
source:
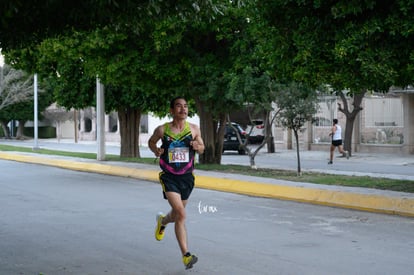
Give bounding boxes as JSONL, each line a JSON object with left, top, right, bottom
{"left": 1, "top": 144, "right": 413, "bottom": 193}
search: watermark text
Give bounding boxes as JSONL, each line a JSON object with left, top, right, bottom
{"left": 198, "top": 200, "right": 218, "bottom": 214}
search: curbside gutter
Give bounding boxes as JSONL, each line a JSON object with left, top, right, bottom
{"left": 195, "top": 175, "right": 414, "bottom": 217}
{"left": 1, "top": 151, "right": 414, "bottom": 217}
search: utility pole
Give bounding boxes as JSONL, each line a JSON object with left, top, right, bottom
{"left": 33, "top": 73, "right": 39, "bottom": 150}
{"left": 0, "top": 53, "right": 4, "bottom": 96}
{"left": 96, "top": 77, "right": 105, "bottom": 160}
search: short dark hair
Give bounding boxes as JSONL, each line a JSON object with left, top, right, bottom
{"left": 170, "top": 96, "right": 186, "bottom": 109}
{"left": 333, "top": 119, "right": 338, "bottom": 124}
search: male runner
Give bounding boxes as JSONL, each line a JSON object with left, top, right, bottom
{"left": 148, "top": 96, "right": 205, "bottom": 269}
{"left": 328, "top": 118, "right": 349, "bottom": 164}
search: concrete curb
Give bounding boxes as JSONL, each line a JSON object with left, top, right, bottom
{"left": 1, "top": 152, "right": 414, "bottom": 217}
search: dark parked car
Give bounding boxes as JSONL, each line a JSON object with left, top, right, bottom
{"left": 223, "top": 123, "right": 247, "bottom": 155}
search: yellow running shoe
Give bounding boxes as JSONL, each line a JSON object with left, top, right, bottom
{"left": 182, "top": 252, "right": 198, "bottom": 269}
{"left": 155, "top": 212, "right": 166, "bottom": 241}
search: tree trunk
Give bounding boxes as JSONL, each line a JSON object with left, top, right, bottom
{"left": 287, "top": 128, "right": 292, "bottom": 149}
{"left": 16, "top": 120, "right": 26, "bottom": 139}
{"left": 267, "top": 136, "right": 275, "bottom": 153}
{"left": 249, "top": 154, "right": 257, "bottom": 169}
{"left": 344, "top": 117, "right": 356, "bottom": 155}
{"left": 338, "top": 91, "right": 365, "bottom": 156}
{"left": 1, "top": 121, "right": 10, "bottom": 138}
{"left": 294, "top": 129, "right": 301, "bottom": 176}
{"left": 266, "top": 110, "right": 275, "bottom": 153}
{"left": 195, "top": 97, "right": 225, "bottom": 164}
{"left": 118, "top": 107, "right": 141, "bottom": 158}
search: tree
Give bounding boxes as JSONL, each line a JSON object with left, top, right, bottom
{"left": 1, "top": 0, "right": 240, "bottom": 51}
{"left": 258, "top": 0, "right": 414, "bottom": 155}
{"left": 227, "top": 109, "right": 279, "bottom": 169}
{"left": 274, "top": 82, "right": 319, "bottom": 176}
{"left": 2, "top": 1, "right": 245, "bottom": 159}
{"left": 81, "top": 26, "right": 181, "bottom": 158}
{"left": 182, "top": 25, "right": 244, "bottom": 164}
{"left": 0, "top": 64, "right": 35, "bottom": 110}
{"left": 0, "top": 111, "right": 13, "bottom": 138}
{"left": 227, "top": 67, "right": 278, "bottom": 168}
{"left": 42, "top": 103, "right": 76, "bottom": 142}
{"left": 0, "top": 64, "right": 51, "bottom": 139}
{"left": 158, "top": 1, "right": 261, "bottom": 164}
{"left": 224, "top": 0, "right": 285, "bottom": 160}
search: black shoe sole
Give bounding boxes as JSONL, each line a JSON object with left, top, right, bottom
{"left": 185, "top": 255, "right": 198, "bottom": 270}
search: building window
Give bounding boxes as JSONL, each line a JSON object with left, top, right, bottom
{"left": 84, "top": 118, "right": 92, "bottom": 132}
{"left": 360, "top": 95, "right": 404, "bottom": 144}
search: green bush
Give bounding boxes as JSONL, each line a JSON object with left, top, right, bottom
{"left": 24, "top": 127, "right": 56, "bottom": 138}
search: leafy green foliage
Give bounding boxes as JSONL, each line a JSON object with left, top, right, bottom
{"left": 258, "top": 0, "right": 414, "bottom": 91}
{"left": 257, "top": 0, "right": 414, "bottom": 158}
{"left": 273, "top": 82, "right": 319, "bottom": 175}
{"left": 34, "top": 35, "right": 96, "bottom": 110}
{"left": 274, "top": 82, "right": 319, "bottom": 132}
{"left": 1, "top": 0, "right": 245, "bottom": 50}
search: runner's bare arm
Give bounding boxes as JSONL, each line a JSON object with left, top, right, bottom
{"left": 190, "top": 124, "right": 205, "bottom": 154}
{"left": 329, "top": 125, "right": 336, "bottom": 137}
{"left": 148, "top": 125, "right": 165, "bottom": 157}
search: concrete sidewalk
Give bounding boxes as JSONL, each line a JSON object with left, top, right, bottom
{"left": 1, "top": 144, "right": 414, "bottom": 217}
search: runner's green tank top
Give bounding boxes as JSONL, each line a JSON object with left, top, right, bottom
{"left": 159, "top": 122, "right": 195, "bottom": 175}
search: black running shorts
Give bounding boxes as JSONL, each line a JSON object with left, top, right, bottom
{"left": 332, "top": 139, "right": 343, "bottom": 146}
{"left": 159, "top": 172, "right": 195, "bottom": 200}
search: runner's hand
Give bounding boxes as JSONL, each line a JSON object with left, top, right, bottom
{"left": 154, "top": 148, "right": 164, "bottom": 157}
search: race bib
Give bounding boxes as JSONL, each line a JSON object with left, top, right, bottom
{"left": 168, "top": 147, "right": 190, "bottom": 163}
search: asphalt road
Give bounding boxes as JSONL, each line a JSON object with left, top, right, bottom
{"left": 1, "top": 160, "right": 414, "bottom": 275}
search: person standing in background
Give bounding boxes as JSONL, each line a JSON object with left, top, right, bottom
{"left": 328, "top": 118, "right": 349, "bottom": 164}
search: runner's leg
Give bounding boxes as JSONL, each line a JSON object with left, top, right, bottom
{"left": 163, "top": 192, "right": 188, "bottom": 255}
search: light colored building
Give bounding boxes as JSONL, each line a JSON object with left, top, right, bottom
{"left": 282, "top": 89, "right": 414, "bottom": 155}
{"left": 53, "top": 108, "right": 199, "bottom": 146}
